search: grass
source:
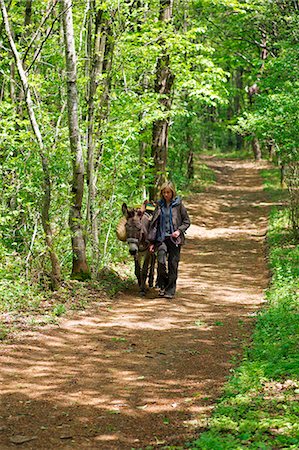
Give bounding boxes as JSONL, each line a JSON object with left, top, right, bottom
{"left": 260, "top": 168, "right": 289, "bottom": 204}
{"left": 177, "top": 160, "right": 216, "bottom": 198}
{"left": 200, "top": 147, "right": 253, "bottom": 160}
{"left": 190, "top": 163, "right": 217, "bottom": 193}
{"left": 182, "top": 167, "right": 299, "bottom": 450}
{"left": 0, "top": 259, "right": 134, "bottom": 339}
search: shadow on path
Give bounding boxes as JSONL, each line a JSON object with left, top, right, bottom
{"left": 0, "top": 158, "right": 273, "bottom": 449}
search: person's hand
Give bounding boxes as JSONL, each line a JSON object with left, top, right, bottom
{"left": 149, "top": 244, "right": 155, "bottom": 253}
{"left": 172, "top": 230, "right": 180, "bottom": 239}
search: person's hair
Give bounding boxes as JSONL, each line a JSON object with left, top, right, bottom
{"left": 160, "top": 180, "right": 176, "bottom": 199}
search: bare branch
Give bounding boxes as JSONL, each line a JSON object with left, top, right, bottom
{"left": 26, "top": 5, "right": 70, "bottom": 74}
{"left": 234, "top": 52, "right": 256, "bottom": 68}
{"left": 0, "top": 0, "right": 12, "bottom": 35}
{"left": 23, "top": 0, "right": 59, "bottom": 62}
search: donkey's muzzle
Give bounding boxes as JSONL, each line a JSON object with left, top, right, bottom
{"left": 127, "top": 238, "right": 139, "bottom": 256}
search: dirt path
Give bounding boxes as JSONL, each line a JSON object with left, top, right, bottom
{"left": 0, "top": 158, "right": 272, "bottom": 449}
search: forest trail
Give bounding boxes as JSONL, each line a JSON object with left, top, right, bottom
{"left": 0, "top": 158, "right": 272, "bottom": 449}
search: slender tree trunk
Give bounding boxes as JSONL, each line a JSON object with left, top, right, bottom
{"left": 234, "top": 68, "right": 243, "bottom": 150}
{"left": 280, "top": 164, "right": 286, "bottom": 187}
{"left": 24, "top": 0, "right": 32, "bottom": 27}
{"left": 86, "top": 2, "right": 101, "bottom": 278}
{"left": 139, "top": 124, "right": 148, "bottom": 199}
{"left": 226, "top": 103, "right": 234, "bottom": 149}
{"left": 150, "top": 0, "right": 174, "bottom": 200}
{"left": 248, "top": 31, "right": 268, "bottom": 160}
{"left": 267, "top": 140, "right": 275, "bottom": 161}
{"left": 9, "top": 61, "right": 16, "bottom": 102}
{"left": 61, "top": 0, "right": 89, "bottom": 279}
{"left": 0, "top": 77, "right": 5, "bottom": 101}
{"left": 252, "top": 135, "right": 262, "bottom": 161}
{"left": 86, "top": 3, "right": 115, "bottom": 277}
{"left": 0, "top": 0, "right": 61, "bottom": 288}
{"left": 137, "top": 3, "right": 150, "bottom": 199}
{"left": 15, "top": 0, "right": 34, "bottom": 121}
{"left": 139, "top": 75, "right": 149, "bottom": 199}
{"left": 186, "top": 131, "right": 194, "bottom": 180}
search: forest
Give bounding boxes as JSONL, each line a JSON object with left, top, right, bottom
{"left": 0, "top": 0, "right": 298, "bottom": 294}
{"left": 0, "top": 1, "right": 299, "bottom": 448}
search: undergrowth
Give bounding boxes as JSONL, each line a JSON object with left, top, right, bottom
{"left": 184, "top": 168, "right": 299, "bottom": 450}
{"left": 0, "top": 257, "right": 134, "bottom": 339}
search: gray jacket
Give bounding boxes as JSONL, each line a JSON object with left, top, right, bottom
{"left": 148, "top": 196, "right": 191, "bottom": 245}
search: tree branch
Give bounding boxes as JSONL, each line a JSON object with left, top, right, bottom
{"left": 0, "top": 0, "right": 12, "bottom": 35}
{"left": 26, "top": 6, "right": 70, "bottom": 74}
{"left": 22, "top": 0, "right": 59, "bottom": 62}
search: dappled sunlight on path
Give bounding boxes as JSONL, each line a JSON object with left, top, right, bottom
{"left": 0, "top": 158, "right": 272, "bottom": 449}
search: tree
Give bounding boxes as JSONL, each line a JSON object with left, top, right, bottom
{"left": 150, "top": 0, "right": 175, "bottom": 199}
{"left": 61, "top": 0, "right": 89, "bottom": 279}
{"left": 0, "top": 0, "right": 61, "bottom": 288}
{"left": 85, "top": 2, "right": 115, "bottom": 277}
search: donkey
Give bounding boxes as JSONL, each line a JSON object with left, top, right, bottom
{"left": 121, "top": 201, "right": 156, "bottom": 296}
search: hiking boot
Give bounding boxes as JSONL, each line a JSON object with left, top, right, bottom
{"left": 164, "top": 293, "right": 174, "bottom": 299}
{"left": 158, "top": 289, "right": 165, "bottom": 297}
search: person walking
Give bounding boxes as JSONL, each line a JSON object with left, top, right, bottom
{"left": 148, "top": 181, "right": 191, "bottom": 299}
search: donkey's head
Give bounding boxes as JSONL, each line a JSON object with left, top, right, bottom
{"left": 122, "top": 202, "right": 147, "bottom": 256}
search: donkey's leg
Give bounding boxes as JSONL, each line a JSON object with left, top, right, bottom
{"left": 140, "top": 252, "right": 150, "bottom": 294}
{"left": 135, "top": 254, "right": 146, "bottom": 296}
{"left": 134, "top": 259, "right": 141, "bottom": 287}
{"left": 148, "top": 253, "right": 156, "bottom": 288}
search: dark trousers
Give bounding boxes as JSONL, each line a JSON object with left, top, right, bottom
{"left": 157, "top": 238, "right": 181, "bottom": 296}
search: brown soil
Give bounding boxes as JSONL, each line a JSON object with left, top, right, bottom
{"left": 0, "top": 158, "right": 272, "bottom": 449}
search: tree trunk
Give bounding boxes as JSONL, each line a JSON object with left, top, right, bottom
{"left": 9, "top": 61, "right": 16, "bottom": 102}
{"left": 138, "top": 74, "right": 149, "bottom": 199}
{"left": 185, "top": 114, "right": 194, "bottom": 180}
{"left": 0, "top": 0, "right": 61, "bottom": 289}
{"left": 280, "top": 164, "right": 286, "bottom": 187}
{"left": 226, "top": 103, "right": 234, "bottom": 149}
{"left": 150, "top": 0, "right": 174, "bottom": 200}
{"left": 86, "top": 3, "right": 102, "bottom": 278}
{"left": 139, "top": 140, "right": 148, "bottom": 199}
{"left": 186, "top": 138, "right": 194, "bottom": 181}
{"left": 0, "top": 77, "right": 4, "bottom": 101}
{"left": 24, "top": 0, "right": 32, "bottom": 27}
{"left": 267, "top": 140, "right": 275, "bottom": 161}
{"left": 285, "top": 163, "right": 299, "bottom": 239}
{"left": 61, "top": 0, "right": 89, "bottom": 279}
{"left": 252, "top": 135, "right": 262, "bottom": 161}
{"left": 86, "top": 3, "right": 115, "bottom": 277}
{"left": 234, "top": 68, "right": 243, "bottom": 150}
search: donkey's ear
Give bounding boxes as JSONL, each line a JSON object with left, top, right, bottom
{"left": 122, "top": 203, "right": 128, "bottom": 216}
{"left": 140, "top": 200, "right": 148, "bottom": 213}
